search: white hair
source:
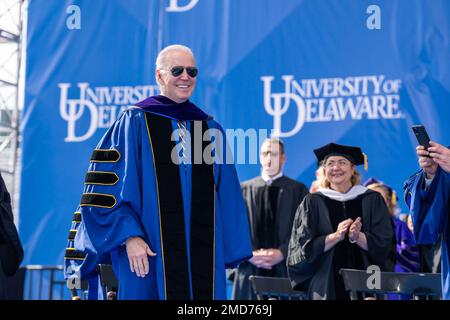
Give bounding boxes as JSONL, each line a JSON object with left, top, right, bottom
{"left": 155, "top": 44, "right": 195, "bottom": 90}
{"left": 155, "top": 44, "right": 195, "bottom": 70}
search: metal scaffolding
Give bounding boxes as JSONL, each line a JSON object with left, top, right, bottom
{"left": 0, "top": 0, "right": 25, "bottom": 221}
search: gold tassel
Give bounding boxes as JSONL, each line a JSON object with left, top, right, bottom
{"left": 363, "top": 152, "right": 368, "bottom": 171}
{"left": 391, "top": 191, "right": 397, "bottom": 206}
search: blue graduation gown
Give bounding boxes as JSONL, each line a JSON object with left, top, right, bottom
{"left": 404, "top": 167, "right": 450, "bottom": 299}
{"left": 65, "top": 98, "right": 252, "bottom": 300}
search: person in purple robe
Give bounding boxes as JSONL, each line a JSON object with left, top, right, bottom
{"left": 365, "top": 178, "right": 420, "bottom": 274}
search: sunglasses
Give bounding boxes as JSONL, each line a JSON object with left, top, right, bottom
{"left": 167, "top": 66, "right": 198, "bottom": 78}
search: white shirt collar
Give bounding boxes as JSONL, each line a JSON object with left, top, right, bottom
{"left": 261, "top": 171, "right": 284, "bottom": 184}
{"left": 317, "top": 185, "right": 367, "bottom": 201}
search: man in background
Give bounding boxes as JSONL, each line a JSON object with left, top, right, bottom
{"left": 232, "top": 138, "right": 309, "bottom": 299}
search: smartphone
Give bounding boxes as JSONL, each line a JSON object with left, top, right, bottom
{"left": 412, "top": 125, "right": 431, "bottom": 149}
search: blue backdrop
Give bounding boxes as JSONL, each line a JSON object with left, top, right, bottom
{"left": 21, "top": 0, "right": 450, "bottom": 265}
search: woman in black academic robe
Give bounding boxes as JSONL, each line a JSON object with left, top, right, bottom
{"left": 287, "top": 143, "right": 393, "bottom": 300}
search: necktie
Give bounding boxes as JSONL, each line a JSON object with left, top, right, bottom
{"left": 178, "top": 121, "right": 188, "bottom": 165}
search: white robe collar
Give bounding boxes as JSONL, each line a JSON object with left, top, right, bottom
{"left": 317, "top": 185, "right": 367, "bottom": 201}
{"left": 261, "top": 171, "right": 283, "bottom": 184}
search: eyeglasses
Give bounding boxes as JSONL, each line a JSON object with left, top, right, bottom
{"left": 164, "top": 66, "right": 198, "bottom": 78}
{"left": 324, "top": 159, "right": 351, "bottom": 168}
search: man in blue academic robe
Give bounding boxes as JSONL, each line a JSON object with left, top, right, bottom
{"left": 404, "top": 141, "right": 450, "bottom": 300}
{"left": 65, "top": 45, "right": 252, "bottom": 300}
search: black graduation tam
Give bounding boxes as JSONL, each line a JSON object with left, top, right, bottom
{"left": 363, "top": 177, "right": 382, "bottom": 187}
{"left": 363, "top": 177, "right": 397, "bottom": 205}
{"left": 314, "top": 142, "right": 368, "bottom": 170}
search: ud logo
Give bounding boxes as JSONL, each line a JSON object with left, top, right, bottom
{"left": 58, "top": 82, "right": 159, "bottom": 143}
{"left": 261, "top": 75, "right": 306, "bottom": 138}
{"left": 59, "top": 83, "right": 98, "bottom": 142}
{"left": 166, "top": 0, "right": 199, "bottom": 12}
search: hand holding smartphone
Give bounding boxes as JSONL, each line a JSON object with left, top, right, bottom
{"left": 411, "top": 124, "right": 431, "bottom": 151}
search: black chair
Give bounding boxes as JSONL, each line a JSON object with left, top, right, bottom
{"left": 249, "top": 275, "right": 306, "bottom": 300}
{"left": 339, "top": 268, "right": 442, "bottom": 300}
{"left": 96, "top": 264, "right": 119, "bottom": 300}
